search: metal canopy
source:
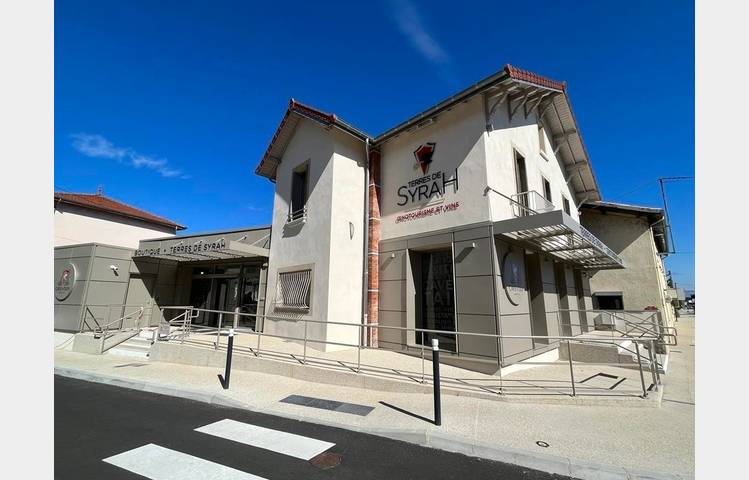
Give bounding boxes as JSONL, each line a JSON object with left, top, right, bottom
{"left": 493, "top": 210, "right": 624, "bottom": 270}
{"left": 134, "top": 228, "right": 271, "bottom": 263}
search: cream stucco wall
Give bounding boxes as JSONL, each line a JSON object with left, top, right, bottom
{"left": 263, "top": 119, "right": 365, "bottom": 351}
{"left": 54, "top": 204, "right": 176, "bottom": 249}
{"left": 484, "top": 98, "right": 580, "bottom": 222}
{"left": 379, "top": 96, "right": 490, "bottom": 240}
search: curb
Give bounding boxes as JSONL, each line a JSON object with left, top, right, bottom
{"left": 53, "top": 367, "right": 692, "bottom": 480}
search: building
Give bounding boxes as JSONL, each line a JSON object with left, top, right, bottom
{"left": 54, "top": 226, "right": 270, "bottom": 332}
{"left": 54, "top": 189, "right": 185, "bottom": 248}
{"left": 579, "top": 201, "right": 676, "bottom": 327}
{"left": 255, "top": 64, "right": 624, "bottom": 367}
{"left": 59, "top": 64, "right": 674, "bottom": 373}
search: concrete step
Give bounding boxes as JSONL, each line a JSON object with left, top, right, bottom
{"left": 106, "top": 337, "right": 153, "bottom": 359}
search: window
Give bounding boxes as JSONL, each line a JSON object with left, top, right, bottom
{"left": 538, "top": 124, "right": 547, "bottom": 156}
{"left": 275, "top": 269, "right": 312, "bottom": 312}
{"left": 289, "top": 163, "right": 308, "bottom": 222}
{"left": 542, "top": 177, "right": 552, "bottom": 202}
{"left": 593, "top": 293, "right": 624, "bottom": 310}
{"left": 562, "top": 196, "right": 571, "bottom": 215}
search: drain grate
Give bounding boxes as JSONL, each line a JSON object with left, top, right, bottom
{"left": 309, "top": 452, "right": 342, "bottom": 470}
{"left": 280, "top": 395, "right": 375, "bottom": 416}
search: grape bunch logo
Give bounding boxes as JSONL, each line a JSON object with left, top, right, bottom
{"left": 413, "top": 142, "right": 436, "bottom": 174}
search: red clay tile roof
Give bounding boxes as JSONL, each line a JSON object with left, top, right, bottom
{"left": 504, "top": 64, "right": 566, "bottom": 91}
{"left": 54, "top": 192, "right": 186, "bottom": 230}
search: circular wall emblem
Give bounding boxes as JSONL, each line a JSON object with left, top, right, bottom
{"left": 55, "top": 263, "right": 76, "bottom": 301}
{"left": 501, "top": 250, "right": 525, "bottom": 306}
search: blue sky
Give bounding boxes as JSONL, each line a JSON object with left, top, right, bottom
{"left": 55, "top": 0, "right": 694, "bottom": 291}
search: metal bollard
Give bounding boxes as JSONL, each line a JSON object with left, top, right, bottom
{"left": 222, "top": 328, "right": 235, "bottom": 390}
{"left": 432, "top": 338, "right": 442, "bottom": 426}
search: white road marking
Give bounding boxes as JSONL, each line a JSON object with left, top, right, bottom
{"left": 195, "top": 419, "right": 335, "bottom": 460}
{"left": 103, "top": 443, "right": 267, "bottom": 480}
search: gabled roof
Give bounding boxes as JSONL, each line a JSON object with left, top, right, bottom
{"left": 580, "top": 200, "right": 669, "bottom": 254}
{"left": 255, "top": 99, "right": 369, "bottom": 180}
{"left": 254, "top": 64, "right": 602, "bottom": 202}
{"left": 54, "top": 191, "right": 186, "bottom": 230}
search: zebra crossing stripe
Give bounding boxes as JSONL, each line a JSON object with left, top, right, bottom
{"left": 195, "top": 419, "right": 335, "bottom": 460}
{"left": 103, "top": 443, "right": 267, "bottom": 480}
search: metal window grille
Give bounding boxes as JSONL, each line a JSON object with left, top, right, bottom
{"left": 276, "top": 269, "right": 312, "bottom": 311}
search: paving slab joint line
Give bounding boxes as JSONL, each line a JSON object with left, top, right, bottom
{"left": 54, "top": 366, "right": 688, "bottom": 480}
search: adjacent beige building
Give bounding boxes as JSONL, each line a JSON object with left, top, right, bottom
{"left": 579, "top": 201, "right": 676, "bottom": 327}
{"left": 54, "top": 190, "right": 185, "bottom": 248}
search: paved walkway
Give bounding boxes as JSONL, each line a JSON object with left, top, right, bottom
{"left": 54, "top": 316, "right": 695, "bottom": 479}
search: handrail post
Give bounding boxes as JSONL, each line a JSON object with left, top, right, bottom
{"left": 357, "top": 324, "right": 362, "bottom": 373}
{"left": 302, "top": 318, "right": 308, "bottom": 364}
{"left": 635, "top": 341, "right": 648, "bottom": 398}
{"left": 216, "top": 313, "right": 223, "bottom": 350}
{"left": 648, "top": 339, "right": 659, "bottom": 390}
{"left": 421, "top": 331, "right": 426, "bottom": 384}
{"left": 567, "top": 341, "right": 576, "bottom": 397}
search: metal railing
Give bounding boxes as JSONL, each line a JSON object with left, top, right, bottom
{"left": 152, "top": 305, "right": 663, "bottom": 398}
{"left": 286, "top": 204, "right": 307, "bottom": 224}
{"left": 81, "top": 304, "right": 152, "bottom": 353}
{"left": 511, "top": 190, "right": 555, "bottom": 217}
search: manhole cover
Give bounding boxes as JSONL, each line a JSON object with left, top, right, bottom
{"left": 309, "top": 452, "right": 342, "bottom": 470}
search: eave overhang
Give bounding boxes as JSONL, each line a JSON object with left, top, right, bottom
{"left": 493, "top": 210, "right": 624, "bottom": 270}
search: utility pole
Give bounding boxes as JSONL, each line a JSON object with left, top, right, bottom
{"left": 658, "top": 176, "right": 694, "bottom": 254}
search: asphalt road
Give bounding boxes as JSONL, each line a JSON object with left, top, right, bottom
{"left": 55, "top": 375, "right": 574, "bottom": 480}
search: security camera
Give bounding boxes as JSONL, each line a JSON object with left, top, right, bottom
{"left": 109, "top": 265, "right": 119, "bottom": 271}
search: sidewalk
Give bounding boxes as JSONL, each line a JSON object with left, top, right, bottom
{"left": 54, "top": 316, "right": 695, "bottom": 480}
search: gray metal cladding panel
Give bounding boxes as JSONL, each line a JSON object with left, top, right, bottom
{"left": 379, "top": 240, "right": 407, "bottom": 253}
{"left": 54, "top": 304, "right": 83, "bottom": 331}
{"left": 84, "top": 281, "right": 129, "bottom": 306}
{"left": 454, "top": 237, "right": 493, "bottom": 277}
{"left": 54, "top": 278, "right": 87, "bottom": 306}
{"left": 545, "top": 312, "right": 561, "bottom": 338}
{"left": 500, "top": 313, "right": 533, "bottom": 358}
{"left": 154, "top": 284, "right": 176, "bottom": 305}
{"left": 130, "top": 259, "right": 159, "bottom": 275}
{"left": 457, "top": 314, "right": 498, "bottom": 358}
{"left": 90, "top": 257, "right": 132, "bottom": 282}
{"left": 453, "top": 225, "right": 491, "bottom": 242}
{"left": 379, "top": 279, "right": 406, "bottom": 312}
{"left": 156, "top": 261, "right": 179, "bottom": 281}
{"left": 565, "top": 267, "right": 575, "bottom": 287}
{"left": 94, "top": 245, "right": 134, "bottom": 261}
{"left": 71, "top": 245, "right": 96, "bottom": 258}
{"left": 455, "top": 276, "right": 495, "bottom": 316}
{"left": 55, "top": 257, "right": 91, "bottom": 281}
{"left": 497, "top": 276, "right": 530, "bottom": 315}
{"left": 407, "top": 233, "right": 452, "bottom": 250}
{"left": 379, "top": 250, "right": 406, "bottom": 281}
{"left": 540, "top": 257, "right": 557, "bottom": 284}
{"left": 543, "top": 291, "right": 560, "bottom": 310}
{"left": 377, "top": 310, "right": 407, "bottom": 347}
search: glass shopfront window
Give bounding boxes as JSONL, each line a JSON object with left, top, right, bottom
{"left": 188, "top": 263, "right": 262, "bottom": 328}
{"left": 416, "top": 249, "right": 456, "bottom": 352}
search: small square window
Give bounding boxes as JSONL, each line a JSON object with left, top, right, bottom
{"left": 562, "top": 196, "right": 571, "bottom": 215}
{"left": 538, "top": 125, "right": 547, "bottom": 155}
{"left": 275, "top": 269, "right": 312, "bottom": 312}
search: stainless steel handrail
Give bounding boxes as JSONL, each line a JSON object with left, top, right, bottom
{"left": 152, "top": 304, "right": 661, "bottom": 398}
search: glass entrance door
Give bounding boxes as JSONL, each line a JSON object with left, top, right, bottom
{"left": 416, "top": 249, "right": 456, "bottom": 352}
